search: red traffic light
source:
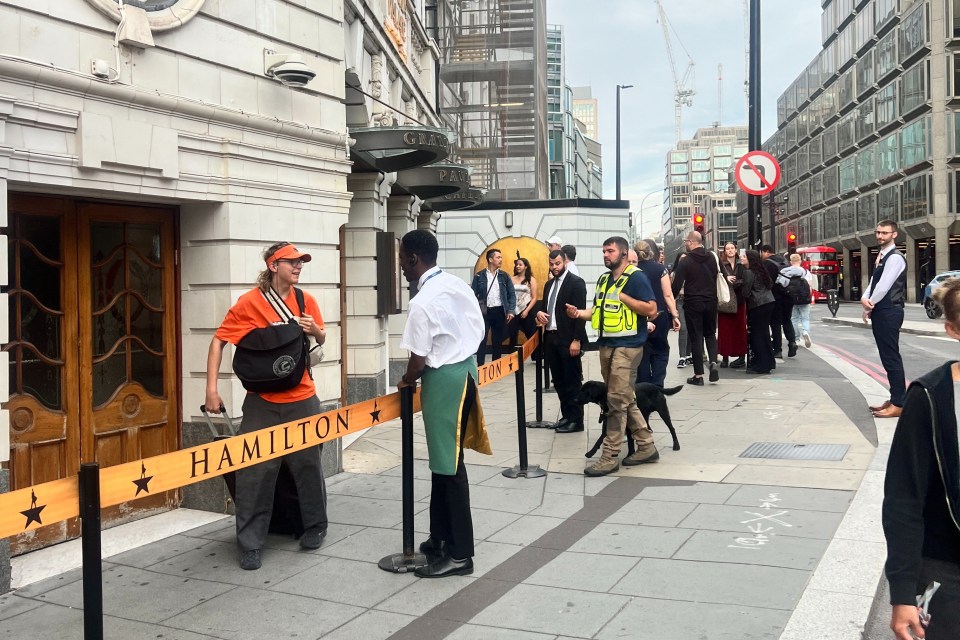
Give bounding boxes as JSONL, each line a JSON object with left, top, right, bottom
{"left": 693, "top": 214, "right": 704, "bottom": 225}
{"left": 787, "top": 232, "right": 797, "bottom": 242}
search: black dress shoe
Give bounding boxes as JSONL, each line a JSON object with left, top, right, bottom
{"left": 552, "top": 417, "right": 571, "bottom": 429}
{"left": 414, "top": 555, "right": 473, "bottom": 578}
{"left": 773, "top": 350, "right": 783, "bottom": 359}
{"left": 419, "top": 536, "right": 444, "bottom": 557}
{"left": 787, "top": 343, "right": 798, "bottom": 358}
{"left": 686, "top": 376, "right": 704, "bottom": 386}
{"left": 555, "top": 422, "right": 584, "bottom": 433}
{"left": 729, "top": 357, "right": 745, "bottom": 368}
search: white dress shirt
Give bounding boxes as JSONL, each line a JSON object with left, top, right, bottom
{"left": 546, "top": 270, "right": 568, "bottom": 331}
{"left": 863, "top": 244, "right": 906, "bottom": 303}
{"left": 565, "top": 260, "right": 580, "bottom": 277}
{"left": 401, "top": 266, "right": 485, "bottom": 368}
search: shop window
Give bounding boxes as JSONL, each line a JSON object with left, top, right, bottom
{"left": 900, "top": 60, "right": 928, "bottom": 116}
{"left": 839, "top": 156, "right": 856, "bottom": 193}
{"left": 901, "top": 173, "right": 930, "bottom": 221}
{"left": 875, "top": 83, "right": 898, "bottom": 129}
{"left": 900, "top": 116, "right": 930, "bottom": 168}
{"left": 876, "top": 132, "right": 900, "bottom": 178}
{"left": 839, "top": 200, "right": 856, "bottom": 235}
{"left": 857, "top": 191, "right": 878, "bottom": 231}
{"left": 875, "top": 30, "right": 897, "bottom": 79}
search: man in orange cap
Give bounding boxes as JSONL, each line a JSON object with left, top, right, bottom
{"left": 205, "top": 241, "right": 328, "bottom": 570}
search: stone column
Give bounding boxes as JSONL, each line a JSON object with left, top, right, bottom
{"left": 841, "top": 246, "right": 853, "bottom": 300}
{"left": 903, "top": 234, "right": 918, "bottom": 303}
{"left": 344, "top": 172, "right": 395, "bottom": 403}
{"left": 860, "top": 241, "right": 871, "bottom": 301}
{"left": 935, "top": 224, "right": 951, "bottom": 272}
{"left": 386, "top": 195, "right": 421, "bottom": 386}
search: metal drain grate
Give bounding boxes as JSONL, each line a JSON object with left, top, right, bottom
{"left": 739, "top": 442, "right": 850, "bottom": 461}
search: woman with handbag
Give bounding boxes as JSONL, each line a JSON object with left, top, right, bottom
{"left": 741, "top": 250, "right": 777, "bottom": 375}
{"left": 717, "top": 242, "right": 747, "bottom": 368}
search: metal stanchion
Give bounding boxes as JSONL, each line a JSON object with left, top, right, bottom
{"left": 379, "top": 385, "right": 427, "bottom": 572}
{"left": 503, "top": 345, "right": 547, "bottom": 479}
{"left": 527, "top": 329, "right": 554, "bottom": 429}
{"left": 79, "top": 463, "right": 104, "bottom": 640}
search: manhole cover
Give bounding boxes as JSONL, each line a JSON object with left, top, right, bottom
{"left": 739, "top": 442, "right": 849, "bottom": 461}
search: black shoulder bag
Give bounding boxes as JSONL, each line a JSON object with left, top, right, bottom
{"left": 232, "top": 288, "right": 311, "bottom": 393}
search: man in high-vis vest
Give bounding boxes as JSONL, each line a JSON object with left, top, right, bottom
{"left": 566, "top": 236, "right": 659, "bottom": 477}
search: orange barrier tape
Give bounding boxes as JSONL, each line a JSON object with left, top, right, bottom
{"left": 0, "top": 336, "right": 538, "bottom": 540}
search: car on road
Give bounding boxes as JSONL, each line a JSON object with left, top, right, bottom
{"left": 922, "top": 270, "right": 960, "bottom": 318}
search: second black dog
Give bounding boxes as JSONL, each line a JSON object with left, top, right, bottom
{"left": 576, "top": 380, "right": 682, "bottom": 458}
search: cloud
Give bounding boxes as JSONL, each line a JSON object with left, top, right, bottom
{"left": 548, "top": 0, "right": 823, "bottom": 201}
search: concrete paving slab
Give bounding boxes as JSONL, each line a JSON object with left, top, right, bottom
{"left": 804, "top": 538, "right": 887, "bottom": 597}
{"left": 163, "top": 585, "right": 364, "bottom": 640}
{"left": 446, "top": 624, "right": 557, "bottom": 640}
{"left": 677, "top": 503, "right": 845, "bottom": 539}
{"left": 524, "top": 550, "right": 638, "bottom": 593}
{"left": 637, "top": 481, "right": 740, "bottom": 504}
{"left": 326, "top": 494, "right": 405, "bottom": 528}
{"left": 722, "top": 464, "right": 866, "bottom": 490}
{"left": 8, "top": 566, "right": 85, "bottom": 598}
{"left": 270, "top": 556, "right": 413, "bottom": 608}
{"left": 675, "top": 530, "right": 830, "bottom": 571}
{"left": 605, "top": 499, "right": 698, "bottom": 527}
{"left": 0, "top": 592, "right": 42, "bottom": 621}
{"left": 37, "top": 563, "right": 237, "bottom": 624}
{"left": 527, "top": 492, "right": 585, "bottom": 518}
{"left": 322, "top": 610, "right": 419, "bottom": 640}
{"left": 467, "top": 485, "right": 548, "bottom": 515}
{"left": 618, "top": 461, "right": 737, "bottom": 482}
{"left": 375, "top": 575, "right": 476, "bottom": 617}
{"left": 0, "top": 602, "right": 222, "bottom": 640}
{"left": 318, "top": 526, "right": 410, "bottom": 563}
{"left": 568, "top": 523, "right": 693, "bottom": 558}
{"left": 470, "top": 583, "right": 630, "bottom": 638}
{"left": 778, "top": 587, "right": 874, "bottom": 640}
{"left": 328, "top": 472, "right": 432, "bottom": 502}
{"left": 107, "top": 533, "right": 212, "bottom": 569}
{"left": 611, "top": 557, "right": 809, "bottom": 610}
{"left": 595, "top": 597, "right": 789, "bottom": 640}
{"left": 725, "top": 485, "right": 854, "bottom": 512}
{"left": 146, "top": 539, "right": 323, "bottom": 586}
{"left": 487, "top": 514, "right": 565, "bottom": 546}
{"left": 468, "top": 540, "right": 524, "bottom": 578}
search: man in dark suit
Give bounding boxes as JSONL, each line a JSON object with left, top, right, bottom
{"left": 536, "top": 249, "right": 588, "bottom": 432}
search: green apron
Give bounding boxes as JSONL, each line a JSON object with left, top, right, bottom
{"left": 421, "top": 358, "right": 483, "bottom": 475}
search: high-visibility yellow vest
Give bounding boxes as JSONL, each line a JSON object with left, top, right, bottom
{"left": 591, "top": 265, "right": 639, "bottom": 338}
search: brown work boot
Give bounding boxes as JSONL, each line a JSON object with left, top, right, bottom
{"left": 584, "top": 456, "right": 620, "bottom": 477}
{"left": 623, "top": 447, "right": 660, "bottom": 466}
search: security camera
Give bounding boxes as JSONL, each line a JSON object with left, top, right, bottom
{"left": 263, "top": 50, "right": 316, "bottom": 88}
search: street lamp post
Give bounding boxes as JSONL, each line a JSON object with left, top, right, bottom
{"left": 633, "top": 189, "right": 661, "bottom": 243}
{"left": 616, "top": 84, "right": 633, "bottom": 203}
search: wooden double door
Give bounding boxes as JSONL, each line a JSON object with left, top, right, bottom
{"left": 6, "top": 195, "right": 179, "bottom": 553}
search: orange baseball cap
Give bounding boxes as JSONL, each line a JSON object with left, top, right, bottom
{"left": 267, "top": 243, "right": 312, "bottom": 264}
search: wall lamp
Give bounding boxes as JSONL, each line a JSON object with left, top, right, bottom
{"left": 504, "top": 210, "right": 514, "bottom": 229}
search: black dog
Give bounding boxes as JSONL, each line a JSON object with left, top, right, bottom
{"left": 576, "top": 380, "right": 682, "bottom": 458}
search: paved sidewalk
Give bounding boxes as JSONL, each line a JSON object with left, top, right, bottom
{"left": 0, "top": 341, "right": 891, "bottom": 640}
{"left": 822, "top": 315, "right": 943, "bottom": 336}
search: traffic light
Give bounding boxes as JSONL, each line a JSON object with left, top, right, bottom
{"left": 787, "top": 232, "right": 797, "bottom": 255}
{"left": 693, "top": 213, "right": 705, "bottom": 236}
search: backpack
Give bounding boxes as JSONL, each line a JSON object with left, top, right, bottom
{"left": 784, "top": 272, "right": 812, "bottom": 305}
{"left": 232, "top": 288, "right": 311, "bottom": 393}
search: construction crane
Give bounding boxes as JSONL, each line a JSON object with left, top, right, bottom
{"left": 655, "top": 0, "right": 696, "bottom": 141}
{"left": 717, "top": 63, "right": 723, "bottom": 126}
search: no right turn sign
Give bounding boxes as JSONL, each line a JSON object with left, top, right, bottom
{"left": 735, "top": 151, "right": 781, "bottom": 196}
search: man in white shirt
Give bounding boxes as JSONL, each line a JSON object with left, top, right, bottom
{"left": 398, "top": 230, "right": 489, "bottom": 578}
{"left": 561, "top": 244, "right": 581, "bottom": 277}
{"left": 471, "top": 249, "right": 515, "bottom": 364}
{"left": 861, "top": 219, "right": 908, "bottom": 418}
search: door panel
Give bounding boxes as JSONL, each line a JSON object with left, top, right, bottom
{"left": 6, "top": 196, "right": 179, "bottom": 554}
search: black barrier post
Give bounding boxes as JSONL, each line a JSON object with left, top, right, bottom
{"left": 79, "top": 463, "right": 104, "bottom": 640}
{"left": 503, "top": 346, "right": 547, "bottom": 479}
{"left": 379, "top": 385, "right": 427, "bottom": 572}
{"left": 527, "top": 330, "right": 553, "bottom": 429}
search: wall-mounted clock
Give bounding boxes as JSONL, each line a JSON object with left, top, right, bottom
{"left": 86, "top": 0, "right": 206, "bottom": 31}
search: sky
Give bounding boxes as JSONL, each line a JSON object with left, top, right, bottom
{"left": 547, "top": 0, "right": 823, "bottom": 237}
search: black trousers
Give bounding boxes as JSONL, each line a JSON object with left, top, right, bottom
{"left": 508, "top": 313, "right": 538, "bottom": 348}
{"left": 638, "top": 314, "right": 670, "bottom": 387}
{"left": 235, "top": 394, "right": 326, "bottom": 552}
{"left": 917, "top": 557, "right": 960, "bottom": 639}
{"left": 477, "top": 306, "right": 507, "bottom": 365}
{"left": 430, "top": 377, "right": 476, "bottom": 560}
{"left": 770, "top": 296, "right": 797, "bottom": 351}
{"left": 747, "top": 302, "right": 776, "bottom": 374}
{"left": 683, "top": 300, "right": 718, "bottom": 376}
{"left": 544, "top": 330, "right": 583, "bottom": 425}
{"left": 871, "top": 305, "right": 906, "bottom": 406}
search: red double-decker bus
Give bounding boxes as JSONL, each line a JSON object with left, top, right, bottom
{"left": 797, "top": 246, "right": 839, "bottom": 302}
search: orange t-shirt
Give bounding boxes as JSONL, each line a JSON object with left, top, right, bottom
{"left": 215, "top": 287, "right": 325, "bottom": 403}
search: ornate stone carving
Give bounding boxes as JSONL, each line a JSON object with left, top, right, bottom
{"left": 371, "top": 54, "right": 384, "bottom": 99}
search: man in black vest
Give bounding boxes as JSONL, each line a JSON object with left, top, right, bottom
{"left": 862, "top": 220, "right": 908, "bottom": 418}
{"left": 536, "top": 250, "right": 588, "bottom": 432}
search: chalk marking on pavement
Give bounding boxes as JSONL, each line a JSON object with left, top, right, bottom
{"left": 728, "top": 492, "right": 791, "bottom": 550}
